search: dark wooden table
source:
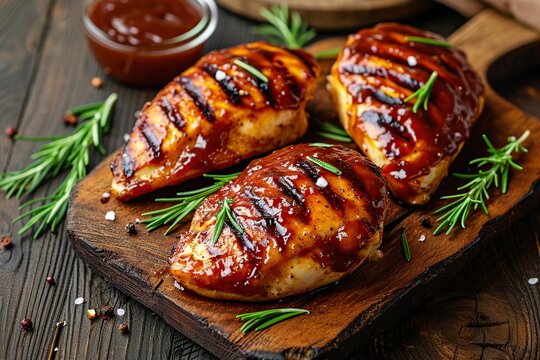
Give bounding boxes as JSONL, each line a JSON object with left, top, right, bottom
{"left": 1, "top": 1, "right": 538, "bottom": 359}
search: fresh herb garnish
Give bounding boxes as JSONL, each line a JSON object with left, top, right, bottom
{"left": 401, "top": 229, "right": 411, "bottom": 262}
{"left": 233, "top": 59, "right": 269, "bottom": 83}
{"left": 314, "top": 47, "right": 342, "bottom": 60}
{"left": 307, "top": 156, "right": 342, "bottom": 176}
{"left": 433, "top": 131, "right": 529, "bottom": 235}
{"left": 404, "top": 71, "right": 438, "bottom": 113}
{"left": 309, "top": 142, "right": 333, "bottom": 148}
{"left": 0, "top": 93, "right": 118, "bottom": 238}
{"left": 255, "top": 5, "right": 316, "bottom": 49}
{"left": 237, "top": 308, "right": 309, "bottom": 333}
{"left": 212, "top": 198, "right": 242, "bottom": 243}
{"left": 313, "top": 120, "right": 352, "bottom": 143}
{"left": 405, "top": 36, "right": 452, "bottom": 48}
{"left": 142, "top": 172, "right": 240, "bottom": 235}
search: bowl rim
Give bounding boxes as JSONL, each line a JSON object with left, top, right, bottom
{"left": 82, "top": 0, "right": 218, "bottom": 55}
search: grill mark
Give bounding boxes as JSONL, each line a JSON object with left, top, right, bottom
{"left": 373, "top": 89, "right": 403, "bottom": 106}
{"left": 224, "top": 215, "right": 255, "bottom": 252}
{"left": 140, "top": 123, "right": 162, "bottom": 158}
{"left": 177, "top": 76, "right": 215, "bottom": 122}
{"left": 244, "top": 188, "right": 287, "bottom": 249}
{"left": 295, "top": 159, "right": 346, "bottom": 211}
{"left": 158, "top": 96, "right": 185, "bottom": 130}
{"left": 341, "top": 62, "right": 419, "bottom": 91}
{"left": 248, "top": 77, "right": 275, "bottom": 107}
{"left": 334, "top": 158, "right": 378, "bottom": 219}
{"left": 200, "top": 63, "right": 241, "bottom": 104}
{"left": 275, "top": 176, "right": 306, "bottom": 209}
{"left": 361, "top": 110, "right": 413, "bottom": 145}
{"left": 121, "top": 152, "right": 135, "bottom": 178}
{"left": 282, "top": 47, "right": 316, "bottom": 77}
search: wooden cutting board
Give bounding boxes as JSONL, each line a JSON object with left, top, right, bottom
{"left": 66, "top": 9, "right": 540, "bottom": 359}
{"left": 216, "top": 0, "right": 431, "bottom": 30}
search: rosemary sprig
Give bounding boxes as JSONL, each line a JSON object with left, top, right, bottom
{"left": 255, "top": 5, "right": 316, "bottom": 49}
{"left": 0, "top": 93, "right": 118, "bottom": 238}
{"left": 433, "top": 131, "right": 529, "bottom": 236}
{"left": 233, "top": 59, "right": 269, "bottom": 83}
{"left": 212, "top": 198, "right": 242, "bottom": 243}
{"left": 142, "top": 172, "right": 240, "bottom": 235}
{"left": 401, "top": 229, "right": 411, "bottom": 262}
{"left": 313, "top": 120, "right": 352, "bottom": 143}
{"left": 405, "top": 36, "right": 452, "bottom": 48}
{"left": 237, "top": 308, "right": 309, "bottom": 333}
{"left": 404, "top": 71, "right": 438, "bottom": 113}
{"left": 307, "top": 156, "right": 342, "bottom": 176}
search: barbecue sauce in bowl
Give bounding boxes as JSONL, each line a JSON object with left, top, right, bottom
{"left": 83, "top": 0, "right": 218, "bottom": 87}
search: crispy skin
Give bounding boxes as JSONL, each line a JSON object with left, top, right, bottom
{"left": 110, "top": 42, "right": 319, "bottom": 201}
{"left": 170, "top": 144, "right": 388, "bottom": 301}
{"left": 328, "top": 23, "right": 484, "bottom": 204}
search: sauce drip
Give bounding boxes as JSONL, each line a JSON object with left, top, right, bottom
{"left": 89, "top": 0, "right": 202, "bottom": 46}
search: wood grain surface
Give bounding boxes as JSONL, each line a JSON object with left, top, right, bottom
{"left": 0, "top": 0, "right": 538, "bottom": 359}
{"left": 216, "top": 0, "right": 431, "bottom": 30}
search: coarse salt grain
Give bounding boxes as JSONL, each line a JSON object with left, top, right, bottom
{"left": 135, "top": 218, "right": 141, "bottom": 224}
{"left": 123, "top": 133, "right": 130, "bottom": 142}
{"left": 315, "top": 177, "right": 328, "bottom": 188}
{"left": 528, "top": 277, "right": 538, "bottom": 285}
{"left": 105, "top": 211, "right": 116, "bottom": 221}
{"left": 116, "top": 308, "right": 126, "bottom": 316}
{"left": 174, "top": 281, "right": 184, "bottom": 291}
{"left": 74, "top": 297, "right": 84, "bottom": 305}
{"left": 407, "top": 56, "right": 417, "bottom": 67}
{"left": 215, "top": 70, "right": 226, "bottom": 81}
{"left": 419, "top": 235, "right": 426, "bottom": 242}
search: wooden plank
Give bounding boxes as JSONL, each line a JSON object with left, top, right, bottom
{"left": 66, "top": 9, "right": 540, "bottom": 359}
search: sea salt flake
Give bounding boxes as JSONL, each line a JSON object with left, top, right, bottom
{"left": 528, "top": 277, "right": 538, "bottom": 285}
{"left": 315, "top": 177, "right": 328, "bottom": 188}
{"left": 116, "top": 308, "right": 126, "bottom": 316}
{"left": 123, "top": 133, "right": 130, "bottom": 142}
{"left": 407, "top": 56, "right": 417, "bottom": 67}
{"left": 135, "top": 218, "right": 141, "bottom": 224}
{"left": 74, "top": 297, "right": 84, "bottom": 305}
{"left": 54, "top": 347, "right": 58, "bottom": 352}
{"left": 105, "top": 211, "right": 116, "bottom": 221}
{"left": 174, "top": 281, "right": 184, "bottom": 291}
{"left": 419, "top": 235, "right": 426, "bottom": 242}
{"left": 215, "top": 70, "right": 226, "bottom": 81}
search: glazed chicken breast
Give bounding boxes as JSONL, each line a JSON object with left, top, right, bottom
{"left": 110, "top": 42, "right": 319, "bottom": 201}
{"left": 328, "top": 23, "right": 484, "bottom": 204}
{"left": 170, "top": 144, "right": 388, "bottom": 301}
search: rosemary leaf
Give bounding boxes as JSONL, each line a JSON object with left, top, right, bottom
{"left": 401, "top": 229, "right": 411, "bottom": 262}
{"left": 314, "top": 47, "right": 342, "bottom": 60}
{"left": 404, "top": 71, "right": 438, "bottom": 113}
{"left": 237, "top": 308, "right": 309, "bottom": 333}
{"left": 405, "top": 36, "right": 452, "bottom": 48}
{"left": 313, "top": 120, "right": 352, "bottom": 143}
{"left": 233, "top": 59, "right": 268, "bottom": 83}
{"left": 307, "top": 156, "right": 342, "bottom": 176}
{"left": 255, "top": 5, "right": 316, "bottom": 49}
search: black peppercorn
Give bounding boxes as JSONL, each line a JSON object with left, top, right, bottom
{"left": 46, "top": 275, "right": 55, "bottom": 285}
{"left": 421, "top": 217, "right": 432, "bottom": 228}
{"left": 125, "top": 222, "right": 136, "bottom": 235}
{"left": 21, "top": 318, "right": 33, "bottom": 331}
{"left": 119, "top": 323, "right": 129, "bottom": 334}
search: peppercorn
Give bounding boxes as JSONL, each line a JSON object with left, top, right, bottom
{"left": 21, "top": 318, "right": 33, "bottom": 331}
{"left": 100, "top": 192, "right": 111, "bottom": 204}
{"left": 125, "top": 222, "right": 136, "bottom": 235}
{"left": 63, "top": 114, "right": 78, "bottom": 126}
{"left": 100, "top": 305, "right": 114, "bottom": 320}
{"left": 86, "top": 309, "right": 98, "bottom": 320}
{"left": 91, "top": 76, "right": 103, "bottom": 88}
{"left": 119, "top": 323, "right": 129, "bottom": 334}
{"left": 5, "top": 126, "right": 17, "bottom": 139}
{"left": 46, "top": 275, "right": 55, "bottom": 285}
{"left": 1, "top": 235, "right": 13, "bottom": 249}
{"left": 421, "top": 217, "right": 432, "bottom": 228}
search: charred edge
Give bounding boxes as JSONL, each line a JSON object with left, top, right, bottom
{"left": 275, "top": 176, "right": 306, "bottom": 210}
{"left": 200, "top": 63, "right": 241, "bottom": 104}
{"left": 159, "top": 96, "right": 186, "bottom": 130}
{"left": 177, "top": 76, "right": 215, "bottom": 122}
{"left": 296, "top": 159, "right": 345, "bottom": 211}
{"left": 140, "top": 123, "right": 162, "bottom": 158}
{"left": 244, "top": 188, "right": 286, "bottom": 249}
{"left": 283, "top": 47, "right": 317, "bottom": 77}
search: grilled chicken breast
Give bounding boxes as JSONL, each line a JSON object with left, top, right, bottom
{"left": 110, "top": 42, "right": 319, "bottom": 201}
{"left": 170, "top": 144, "right": 388, "bottom": 301}
{"left": 328, "top": 23, "right": 484, "bottom": 204}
